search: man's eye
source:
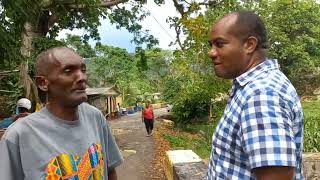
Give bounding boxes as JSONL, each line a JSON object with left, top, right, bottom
{"left": 215, "top": 41, "right": 224, "bottom": 48}
{"left": 64, "top": 69, "right": 72, "bottom": 73}
{"left": 82, "top": 68, "right": 86, "bottom": 73}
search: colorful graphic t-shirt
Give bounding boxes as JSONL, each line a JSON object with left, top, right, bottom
{"left": 45, "top": 143, "right": 104, "bottom": 180}
{"left": 0, "top": 103, "right": 123, "bottom": 180}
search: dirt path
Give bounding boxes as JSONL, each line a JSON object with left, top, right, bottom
{"left": 109, "top": 108, "right": 168, "bottom": 180}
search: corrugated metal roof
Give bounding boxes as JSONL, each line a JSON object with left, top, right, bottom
{"left": 86, "top": 87, "right": 120, "bottom": 96}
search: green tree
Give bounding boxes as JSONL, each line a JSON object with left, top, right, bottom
{"left": 0, "top": 0, "right": 164, "bottom": 101}
{"left": 136, "top": 48, "right": 172, "bottom": 91}
{"left": 87, "top": 45, "right": 172, "bottom": 106}
{"left": 259, "top": 0, "right": 320, "bottom": 94}
{"left": 63, "top": 34, "right": 96, "bottom": 58}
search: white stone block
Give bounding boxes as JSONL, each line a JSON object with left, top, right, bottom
{"left": 167, "top": 150, "right": 202, "bottom": 164}
{"left": 165, "top": 150, "right": 204, "bottom": 180}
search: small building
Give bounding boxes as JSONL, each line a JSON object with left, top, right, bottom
{"left": 86, "top": 86, "right": 122, "bottom": 118}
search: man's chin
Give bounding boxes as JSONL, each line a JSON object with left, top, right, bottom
{"left": 214, "top": 70, "right": 234, "bottom": 79}
{"left": 69, "top": 95, "right": 88, "bottom": 107}
{"left": 214, "top": 71, "right": 226, "bottom": 79}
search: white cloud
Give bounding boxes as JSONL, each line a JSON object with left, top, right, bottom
{"left": 140, "top": 0, "right": 179, "bottom": 49}
{"left": 57, "top": 29, "right": 86, "bottom": 40}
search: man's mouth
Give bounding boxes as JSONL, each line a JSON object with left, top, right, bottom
{"left": 73, "top": 87, "right": 87, "bottom": 93}
{"left": 75, "top": 89, "right": 86, "bottom": 92}
{"left": 213, "top": 61, "right": 222, "bottom": 66}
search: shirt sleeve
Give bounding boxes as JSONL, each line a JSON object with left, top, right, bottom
{"left": 0, "top": 138, "right": 24, "bottom": 180}
{"left": 102, "top": 120, "right": 124, "bottom": 171}
{"left": 240, "top": 90, "right": 297, "bottom": 169}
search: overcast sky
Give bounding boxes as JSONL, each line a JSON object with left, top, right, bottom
{"left": 57, "top": 0, "right": 180, "bottom": 52}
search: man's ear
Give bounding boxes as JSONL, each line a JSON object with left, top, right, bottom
{"left": 35, "top": 76, "right": 49, "bottom": 92}
{"left": 244, "top": 36, "right": 258, "bottom": 54}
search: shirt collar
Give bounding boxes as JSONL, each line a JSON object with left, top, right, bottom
{"left": 234, "top": 59, "right": 280, "bottom": 87}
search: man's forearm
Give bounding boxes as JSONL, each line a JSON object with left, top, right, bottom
{"left": 108, "top": 168, "right": 117, "bottom": 180}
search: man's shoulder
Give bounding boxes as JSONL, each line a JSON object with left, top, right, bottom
{"left": 240, "top": 71, "right": 299, "bottom": 105}
{"left": 244, "top": 70, "right": 292, "bottom": 93}
{"left": 1, "top": 111, "right": 42, "bottom": 143}
{"left": 79, "top": 103, "right": 104, "bottom": 118}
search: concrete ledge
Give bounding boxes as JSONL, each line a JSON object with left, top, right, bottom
{"left": 165, "top": 150, "right": 206, "bottom": 180}
{"left": 165, "top": 150, "right": 320, "bottom": 180}
{"left": 303, "top": 153, "right": 320, "bottom": 179}
{"left": 173, "top": 162, "right": 207, "bottom": 180}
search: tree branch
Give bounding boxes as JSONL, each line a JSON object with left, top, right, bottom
{"left": 65, "top": 0, "right": 128, "bottom": 9}
{"left": 172, "top": 0, "right": 185, "bottom": 16}
{"left": 0, "top": 69, "right": 19, "bottom": 75}
{"left": 174, "top": 24, "right": 185, "bottom": 51}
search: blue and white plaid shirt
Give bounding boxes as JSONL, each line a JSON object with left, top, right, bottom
{"left": 207, "top": 59, "right": 304, "bottom": 179}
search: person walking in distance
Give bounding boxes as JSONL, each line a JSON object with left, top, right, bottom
{"left": 142, "top": 101, "right": 154, "bottom": 137}
{"left": 207, "top": 11, "right": 304, "bottom": 179}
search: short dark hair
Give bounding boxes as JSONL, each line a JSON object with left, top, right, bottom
{"left": 232, "top": 11, "right": 268, "bottom": 49}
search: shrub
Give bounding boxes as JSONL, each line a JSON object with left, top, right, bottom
{"left": 169, "top": 76, "right": 230, "bottom": 125}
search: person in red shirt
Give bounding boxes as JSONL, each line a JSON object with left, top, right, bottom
{"left": 142, "top": 101, "right": 154, "bottom": 137}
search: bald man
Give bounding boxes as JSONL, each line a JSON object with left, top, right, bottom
{"left": 207, "top": 12, "right": 303, "bottom": 179}
{"left": 0, "top": 47, "right": 123, "bottom": 180}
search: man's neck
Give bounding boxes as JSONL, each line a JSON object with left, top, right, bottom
{"left": 46, "top": 103, "right": 79, "bottom": 121}
{"left": 244, "top": 50, "right": 266, "bottom": 73}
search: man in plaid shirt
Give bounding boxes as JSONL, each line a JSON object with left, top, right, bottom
{"left": 207, "top": 11, "right": 304, "bottom": 179}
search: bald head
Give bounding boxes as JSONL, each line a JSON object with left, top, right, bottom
{"left": 35, "top": 46, "right": 87, "bottom": 106}
{"left": 216, "top": 11, "right": 268, "bottom": 49}
{"left": 35, "top": 47, "right": 79, "bottom": 76}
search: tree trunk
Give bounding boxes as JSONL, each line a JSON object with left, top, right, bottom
{"left": 20, "top": 21, "right": 47, "bottom": 102}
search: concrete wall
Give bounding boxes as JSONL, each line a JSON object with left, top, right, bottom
{"left": 165, "top": 150, "right": 320, "bottom": 180}
{"left": 303, "top": 153, "right": 320, "bottom": 179}
{"left": 165, "top": 150, "right": 206, "bottom": 180}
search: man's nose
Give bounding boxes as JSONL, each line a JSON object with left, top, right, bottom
{"left": 75, "top": 70, "right": 87, "bottom": 83}
{"left": 208, "top": 47, "right": 218, "bottom": 58}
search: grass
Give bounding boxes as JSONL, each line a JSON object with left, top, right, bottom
{"left": 302, "top": 100, "right": 320, "bottom": 152}
{"left": 163, "top": 99, "right": 320, "bottom": 160}
{"left": 162, "top": 120, "right": 219, "bottom": 159}
{"left": 162, "top": 133, "right": 211, "bottom": 159}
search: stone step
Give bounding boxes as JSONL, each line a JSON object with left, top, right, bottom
{"left": 165, "top": 150, "right": 206, "bottom": 180}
